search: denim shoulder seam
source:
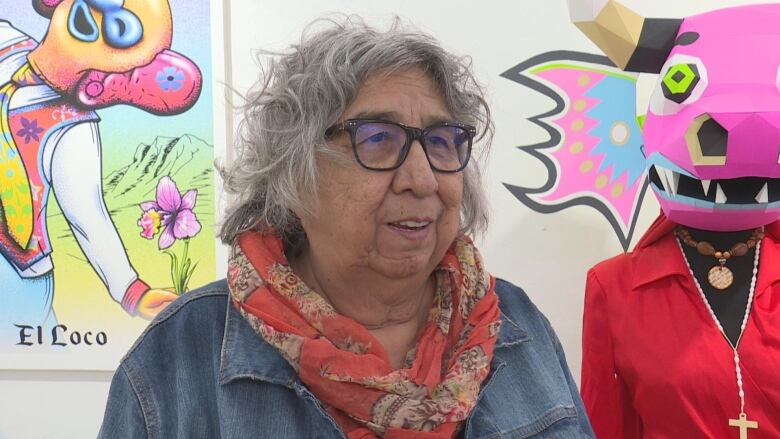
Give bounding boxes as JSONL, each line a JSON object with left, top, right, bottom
{"left": 122, "top": 288, "right": 227, "bottom": 360}
{"left": 493, "top": 278, "right": 532, "bottom": 324}
{"left": 496, "top": 311, "right": 532, "bottom": 348}
{"left": 120, "top": 360, "right": 160, "bottom": 439}
{"left": 493, "top": 278, "right": 536, "bottom": 347}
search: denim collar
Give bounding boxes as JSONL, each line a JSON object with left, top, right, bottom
{"left": 219, "top": 296, "right": 530, "bottom": 385}
{"left": 219, "top": 299, "right": 297, "bottom": 387}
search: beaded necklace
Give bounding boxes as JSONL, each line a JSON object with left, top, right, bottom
{"left": 676, "top": 236, "right": 761, "bottom": 439}
{"left": 676, "top": 226, "right": 763, "bottom": 290}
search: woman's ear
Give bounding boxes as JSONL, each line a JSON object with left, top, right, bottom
{"left": 290, "top": 205, "right": 310, "bottom": 229}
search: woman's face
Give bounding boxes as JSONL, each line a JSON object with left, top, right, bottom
{"left": 299, "top": 68, "right": 464, "bottom": 280}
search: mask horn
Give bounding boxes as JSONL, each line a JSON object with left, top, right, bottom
{"left": 568, "top": 0, "right": 682, "bottom": 73}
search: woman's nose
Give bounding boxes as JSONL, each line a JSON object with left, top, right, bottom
{"left": 391, "top": 140, "right": 438, "bottom": 196}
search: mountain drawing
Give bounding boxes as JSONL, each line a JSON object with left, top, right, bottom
{"left": 104, "top": 134, "right": 214, "bottom": 204}
{"left": 48, "top": 133, "right": 215, "bottom": 243}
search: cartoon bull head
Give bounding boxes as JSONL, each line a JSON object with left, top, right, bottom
{"left": 27, "top": 0, "right": 201, "bottom": 115}
{"left": 502, "top": 1, "right": 780, "bottom": 248}
{"left": 572, "top": 0, "right": 780, "bottom": 231}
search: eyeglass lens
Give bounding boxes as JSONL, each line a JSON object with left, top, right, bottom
{"left": 354, "top": 122, "right": 470, "bottom": 171}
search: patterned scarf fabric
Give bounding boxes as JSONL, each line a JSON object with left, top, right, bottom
{"left": 228, "top": 231, "right": 501, "bottom": 439}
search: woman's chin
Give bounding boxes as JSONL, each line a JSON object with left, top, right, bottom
{"left": 367, "top": 250, "right": 435, "bottom": 279}
{"left": 367, "top": 226, "right": 453, "bottom": 278}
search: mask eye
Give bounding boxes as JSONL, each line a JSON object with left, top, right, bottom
{"left": 686, "top": 113, "right": 728, "bottom": 166}
{"left": 662, "top": 63, "right": 700, "bottom": 103}
{"left": 649, "top": 54, "right": 708, "bottom": 116}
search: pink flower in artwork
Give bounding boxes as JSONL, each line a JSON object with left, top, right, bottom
{"left": 138, "top": 176, "right": 201, "bottom": 249}
{"left": 138, "top": 209, "right": 162, "bottom": 239}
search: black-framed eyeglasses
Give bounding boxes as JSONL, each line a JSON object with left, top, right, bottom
{"left": 324, "top": 119, "right": 476, "bottom": 173}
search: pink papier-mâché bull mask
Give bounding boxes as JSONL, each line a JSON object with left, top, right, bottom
{"left": 28, "top": 0, "right": 201, "bottom": 115}
{"left": 571, "top": 0, "right": 780, "bottom": 231}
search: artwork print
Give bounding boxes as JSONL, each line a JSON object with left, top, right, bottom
{"left": 0, "top": 0, "right": 216, "bottom": 370}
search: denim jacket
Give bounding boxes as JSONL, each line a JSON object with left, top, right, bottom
{"left": 99, "top": 279, "right": 594, "bottom": 438}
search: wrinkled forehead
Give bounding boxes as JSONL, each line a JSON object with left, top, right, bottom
{"left": 674, "top": 4, "right": 780, "bottom": 81}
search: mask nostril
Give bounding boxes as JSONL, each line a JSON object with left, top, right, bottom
{"left": 686, "top": 114, "right": 728, "bottom": 166}
{"left": 697, "top": 118, "right": 728, "bottom": 157}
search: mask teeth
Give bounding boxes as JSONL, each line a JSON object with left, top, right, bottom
{"left": 715, "top": 183, "right": 727, "bottom": 204}
{"left": 659, "top": 168, "right": 672, "bottom": 194}
{"left": 670, "top": 172, "right": 680, "bottom": 197}
{"left": 652, "top": 165, "right": 780, "bottom": 205}
{"left": 654, "top": 166, "right": 680, "bottom": 196}
{"left": 701, "top": 179, "right": 711, "bottom": 195}
{"left": 756, "top": 183, "right": 769, "bottom": 204}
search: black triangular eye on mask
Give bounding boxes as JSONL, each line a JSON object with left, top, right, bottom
{"left": 675, "top": 32, "right": 700, "bottom": 46}
{"left": 68, "top": 0, "right": 99, "bottom": 42}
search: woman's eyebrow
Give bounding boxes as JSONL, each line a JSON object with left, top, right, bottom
{"left": 349, "top": 110, "right": 455, "bottom": 126}
{"left": 350, "top": 110, "right": 402, "bottom": 121}
{"left": 424, "top": 116, "right": 456, "bottom": 126}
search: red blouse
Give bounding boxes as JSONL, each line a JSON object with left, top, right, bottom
{"left": 582, "top": 215, "right": 780, "bottom": 439}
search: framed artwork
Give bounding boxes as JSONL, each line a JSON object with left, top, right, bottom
{"left": 0, "top": 0, "right": 218, "bottom": 370}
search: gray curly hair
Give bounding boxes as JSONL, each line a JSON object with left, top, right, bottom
{"left": 219, "top": 15, "right": 493, "bottom": 247}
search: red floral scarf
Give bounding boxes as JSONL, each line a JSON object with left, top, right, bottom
{"left": 228, "top": 231, "right": 501, "bottom": 438}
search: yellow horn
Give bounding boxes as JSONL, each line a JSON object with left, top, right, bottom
{"left": 569, "top": 0, "right": 681, "bottom": 73}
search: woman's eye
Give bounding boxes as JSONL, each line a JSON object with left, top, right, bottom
{"left": 363, "top": 132, "right": 389, "bottom": 144}
{"left": 428, "top": 136, "right": 450, "bottom": 148}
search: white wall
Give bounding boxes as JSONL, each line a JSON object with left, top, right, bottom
{"left": 3, "top": 0, "right": 777, "bottom": 437}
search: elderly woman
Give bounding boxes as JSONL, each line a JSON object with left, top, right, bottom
{"left": 99, "top": 17, "right": 593, "bottom": 439}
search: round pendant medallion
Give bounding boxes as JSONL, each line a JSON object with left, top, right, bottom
{"left": 708, "top": 266, "right": 734, "bottom": 290}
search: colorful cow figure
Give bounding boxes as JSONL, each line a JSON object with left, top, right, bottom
{"left": 0, "top": 0, "right": 202, "bottom": 338}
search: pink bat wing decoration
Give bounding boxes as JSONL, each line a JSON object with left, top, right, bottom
{"left": 502, "top": 51, "right": 648, "bottom": 250}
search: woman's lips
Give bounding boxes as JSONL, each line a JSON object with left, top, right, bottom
{"left": 386, "top": 219, "right": 433, "bottom": 240}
